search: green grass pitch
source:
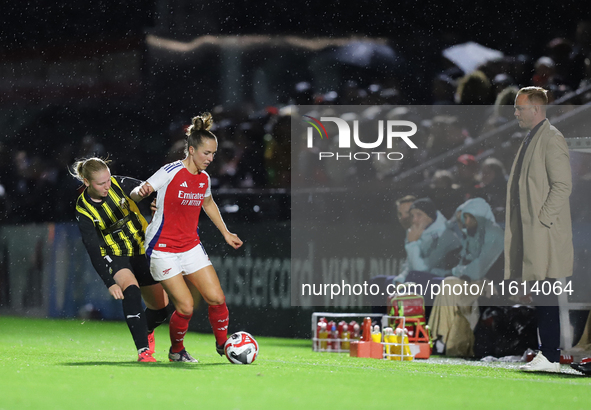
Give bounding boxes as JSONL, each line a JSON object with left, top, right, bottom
{"left": 0, "top": 316, "right": 589, "bottom": 410}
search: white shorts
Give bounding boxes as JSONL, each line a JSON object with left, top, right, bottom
{"left": 149, "top": 243, "right": 212, "bottom": 282}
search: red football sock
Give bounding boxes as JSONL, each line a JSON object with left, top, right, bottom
{"left": 169, "top": 310, "right": 192, "bottom": 353}
{"left": 208, "top": 302, "right": 229, "bottom": 346}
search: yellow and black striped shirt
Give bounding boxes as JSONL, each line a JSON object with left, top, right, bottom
{"left": 76, "top": 176, "right": 148, "bottom": 257}
{"left": 76, "top": 176, "right": 152, "bottom": 288}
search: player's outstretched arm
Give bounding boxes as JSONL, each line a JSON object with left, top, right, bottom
{"left": 202, "top": 195, "right": 243, "bottom": 249}
{"left": 130, "top": 182, "right": 154, "bottom": 202}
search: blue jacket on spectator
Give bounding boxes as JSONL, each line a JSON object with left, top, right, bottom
{"left": 451, "top": 197, "right": 504, "bottom": 281}
{"left": 394, "top": 210, "right": 461, "bottom": 283}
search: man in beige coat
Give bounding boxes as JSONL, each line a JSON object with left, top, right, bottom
{"left": 505, "top": 86, "right": 573, "bottom": 373}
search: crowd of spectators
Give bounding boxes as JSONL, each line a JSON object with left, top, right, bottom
{"left": 293, "top": 20, "right": 591, "bottom": 225}
{"left": 1, "top": 20, "right": 591, "bottom": 225}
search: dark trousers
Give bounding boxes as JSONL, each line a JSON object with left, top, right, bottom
{"left": 510, "top": 208, "right": 561, "bottom": 362}
{"left": 531, "top": 280, "right": 561, "bottom": 363}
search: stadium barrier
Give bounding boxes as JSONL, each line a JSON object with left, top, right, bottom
{"left": 0, "top": 218, "right": 311, "bottom": 338}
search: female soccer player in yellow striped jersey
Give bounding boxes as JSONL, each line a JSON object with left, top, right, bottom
{"left": 72, "top": 157, "right": 169, "bottom": 362}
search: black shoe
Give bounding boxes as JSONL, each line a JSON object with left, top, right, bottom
{"left": 168, "top": 348, "right": 198, "bottom": 363}
{"left": 216, "top": 341, "right": 226, "bottom": 357}
{"left": 571, "top": 361, "right": 591, "bottom": 375}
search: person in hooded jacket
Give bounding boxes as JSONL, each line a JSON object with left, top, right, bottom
{"left": 369, "top": 198, "right": 461, "bottom": 313}
{"left": 392, "top": 198, "right": 462, "bottom": 286}
{"left": 427, "top": 198, "right": 504, "bottom": 356}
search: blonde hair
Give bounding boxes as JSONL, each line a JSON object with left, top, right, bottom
{"left": 70, "top": 157, "right": 111, "bottom": 183}
{"left": 185, "top": 112, "right": 217, "bottom": 156}
{"left": 517, "top": 86, "right": 549, "bottom": 106}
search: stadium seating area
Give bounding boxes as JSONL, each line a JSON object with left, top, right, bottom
{"left": 1, "top": 19, "right": 591, "bottom": 225}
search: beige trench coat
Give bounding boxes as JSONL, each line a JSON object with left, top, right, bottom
{"left": 504, "top": 119, "right": 573, "bottom": 281}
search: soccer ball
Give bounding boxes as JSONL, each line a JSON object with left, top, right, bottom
{"left": 224, "top": 331, "right": 259, "bottom": 364}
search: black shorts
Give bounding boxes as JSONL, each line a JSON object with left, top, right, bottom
{"left": 104, "top": 254, "right": 158, "bottom": 287}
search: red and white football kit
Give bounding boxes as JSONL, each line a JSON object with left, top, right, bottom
{"left": 145, "top": 160, "right": 212, "bottom": 280}
{"left": 144, "top": 160, "right": 229, "bottom": 352}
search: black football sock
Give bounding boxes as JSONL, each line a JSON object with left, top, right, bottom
{"left": 145, "top": 304, "right": 171, "bottom": 333}
{"left": 122, "top": 285, "right": 149, "bottom": 353}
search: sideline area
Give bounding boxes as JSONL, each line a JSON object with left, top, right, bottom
{"left": 1, "top": 317, "right": 589, "bottom": 410}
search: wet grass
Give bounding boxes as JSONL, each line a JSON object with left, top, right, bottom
{"left": 0, "top": 316, "right": 589, "bottom": 410}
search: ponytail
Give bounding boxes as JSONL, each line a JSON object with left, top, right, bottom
{"left": 185, "top": 112, "right": 217, "bottom": 156}
{"left": 70, "top": 157, "right": 111, "bottom": 183}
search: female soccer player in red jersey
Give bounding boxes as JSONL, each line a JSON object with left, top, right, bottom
{"left": 72, "top": 158, "right": 170, "bottom": 362}
{"left": 134, "top": 113, "right": 243, "bottom": 362}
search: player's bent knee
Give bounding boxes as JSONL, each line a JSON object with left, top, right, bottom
{"left": 175, "top": 301, "right": 194, "bottom": 316}
{"left": 206, "top": 293, "right": 225, "bottom": 306}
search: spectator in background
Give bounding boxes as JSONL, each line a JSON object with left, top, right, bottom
{"left": 425, "top": 115, "right": 472, "bottom": 158}
{"left": 427, "top": 169, "right": 464, "bottom": 219}
{"left": 477, "top": 157, "right": 508, "bottom": 222}
{"left": 546, "top": 83, "right": 575, "bottom": 105}
{"left": 454, "top": 154, "right": 481, "bottom": 202}
{"left": 395, "top": 195, "right": 416, "bottom": 231}
{"left": 428, "top": 197, "right": 504, "bottom": 356}
{"left": 455, "top": 70, "right": 493, "bottom": 136}
{"left": 392, "top": 198, "right": 461, "bottom": 286}
{"left": 482, "top": 86, "right": 519, "bottom": 134}
{"left": 532, "top": 57, "right": 556, "bottom": 88}
{"left": 431, "top": 74, "right": 457, "bottom": 105}
{"left": 511, "top": 54, "right": 535, "bottom": 87}
{"left": 456, "top": 70, "right": 493, "bottom": 105}
{"left": 547, "top": 38, "right": 575, "bottom": 88}
{"left": 491, "top": 73, "right": 516, "bottom": 99}
{"left": 369, "top": 194, "right": 417, "bottom": 312}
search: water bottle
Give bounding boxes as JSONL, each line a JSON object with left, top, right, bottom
{"left": 384, "top": 327, "right": 395, "bottom": 360}
{"left": 341, "top": 324, "right": 350, "bottom": 350}
{"left": 402, "top": 328, "right": 413, "bottom": 361}
{"left": 362, "top": 317, "right": 372, "bottom": 342}
{"left": 318, "top": 322, "right": 328, "bottom": 350}
{"left": 371, "top": 324, "right": 382, "bottom": 343}
{"left": 331, "top": 324, "right": 339, "bottom": 351}
{"left": 352, "top": 322, "right": 360, "bottom": 340}
{"left": 349, "top": 320, "right": 358, "bottom": 338}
